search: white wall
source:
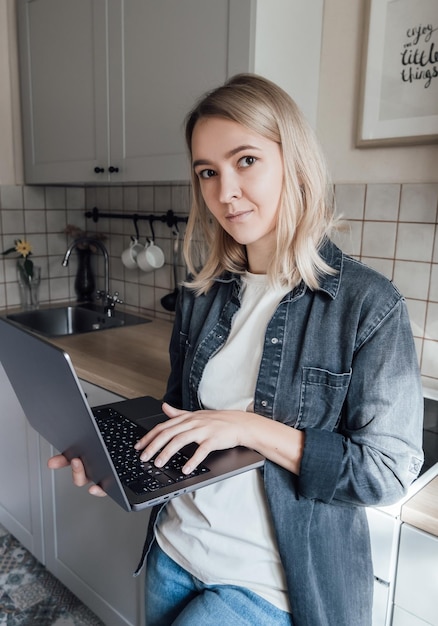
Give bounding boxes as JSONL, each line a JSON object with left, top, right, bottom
{"left": 317, "top": 0, "right": 438, "bottom": 183}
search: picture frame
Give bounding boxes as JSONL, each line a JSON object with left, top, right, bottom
{"left": 357, "top": 0, "right": 438, "bottom": 147}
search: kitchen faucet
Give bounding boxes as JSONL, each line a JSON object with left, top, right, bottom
{"left": 62, "top": 237, "right": 122, "bottom": 316}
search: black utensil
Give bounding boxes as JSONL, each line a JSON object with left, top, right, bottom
{"left": 160, "top": 230, "right": 179, "bottom": 312}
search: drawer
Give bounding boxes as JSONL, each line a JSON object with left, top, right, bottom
{"left": 394, "top": 524, "right": 438, "bottom": 625}
{"left": 366, "top": 507, "right": 400, "bottom": 583}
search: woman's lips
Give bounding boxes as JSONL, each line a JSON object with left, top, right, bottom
{"left": 226, "top": 210, "right": 253, "bottom": 223}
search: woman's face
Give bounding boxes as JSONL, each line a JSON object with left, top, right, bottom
{"left": 191, "top": 116, "right": 284, "bottom": 273}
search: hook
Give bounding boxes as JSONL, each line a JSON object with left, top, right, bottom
{"left": 132, "top": 215, "right": 140, "bottom": 241}
{"left": 148, "top": 216, "right": 156, "bottom": 242}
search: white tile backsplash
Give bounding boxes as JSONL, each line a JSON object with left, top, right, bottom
{"left": 365, "top": 184, "right": 400, "bottom": 221}
{"left": 422, "top": 340, "right": 438, "bottom": 380}
{"left": 0, "top": 181, "right": 437, "bottom": 388}
{"left": 66, "top": 187, "right": 85, "bottom": 210}
{"left": 393, "top": 261, "right": 431, "bottom": 300}
{"left": 1, "top": 209, "right": 25, "bottom": 235}
{"left": 396, "top": 223, "right": 435, "bottom": 262}
{"left": 23, "top": 185, "right": 45, "bottom": 209}
{"left": 362, "top": 221, "right": 397, "bottom": 258}
{"left": 0, "top": 185, "right": 23, "bottom": 209}
{"left": 46, "top": 187, "right": 66, "bottom": 209}
{"left": 425, "top": 302, "right": 438, "bottom": 341}
{"left": 334, "top": 184, "right": 366, "bottom": 219}
{"left": 399, "top": 183, "right": 438, "bottom": 223}
{"left": 361, "top": 256, "right": 394, "bottom": 280}
{"left": 430, "top": 264, "right": 438, "bottom": 302}
{"left": 405, "top": 298, "right": 427, "bottom": 338}
{"left": 24, "top": 210, "right": 47, "bottom": 233}
{"left": 331, "top": 221, "right": 362, "bottom": 257}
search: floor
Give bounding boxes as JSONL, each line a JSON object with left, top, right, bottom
{"left": 0, "top": 523, "right": 104, "bottom": 626}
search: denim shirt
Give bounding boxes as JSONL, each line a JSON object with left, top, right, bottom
{"left": 140, "top": 240, "right": 424, "bottom": 626}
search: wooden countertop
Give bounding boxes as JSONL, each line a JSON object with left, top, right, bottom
{"left": 401, "top": 476, "right": 438, "bottom": 537}
{"left": 50, "top": 318, "right": 173, "bottom": 400}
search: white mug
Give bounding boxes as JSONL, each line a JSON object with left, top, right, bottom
{"left": 121, "top": 238, "right": 144, "bottom": 270}
{"left": 136, "top": 241, "right": 165, "bottom": 272}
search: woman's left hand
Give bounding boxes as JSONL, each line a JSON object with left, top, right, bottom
{"left": 134, "top": 402, "right": 252, "bottom": 475}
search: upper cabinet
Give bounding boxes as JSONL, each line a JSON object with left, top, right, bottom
{"left": 17, "top": 0, "right": 323, "bottom": 185}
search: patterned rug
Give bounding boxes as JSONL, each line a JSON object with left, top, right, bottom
{"left": 0, "top": 523, "right": 104, "bottom": 626}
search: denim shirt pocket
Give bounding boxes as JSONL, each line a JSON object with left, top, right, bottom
{"left": 296, "top": 367, "right": 352, "bottom": 430}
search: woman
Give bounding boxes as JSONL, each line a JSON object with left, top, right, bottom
{"left": 49, "top": 74, "right": 424, "bottom": 626}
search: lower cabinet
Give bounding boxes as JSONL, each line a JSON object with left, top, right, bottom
{"left": 392, "top": 606, "right": 433, "bottom": 626}
{"left": 393, "top": 523, "right": 438, "bottom": 626}
{"left": 40, "top": 436, "right": 151, "bottom": 626}
{"left": 0, "top": 375, "right": 153, "bottom": 626}
{"left": 40, "top": 380, "right": 152, "bottom": 626}
{"left": 366, "top": 507, "right": 401, "bottom": 626}
{"left": 0, "top": 362, "right": 44, "bottom": 561}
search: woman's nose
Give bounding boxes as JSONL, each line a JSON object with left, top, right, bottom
{"left": 219, "top": 172, "right": 242, "bottom": 204}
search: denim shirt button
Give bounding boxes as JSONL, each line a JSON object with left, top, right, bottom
{"left": 261, "top": 400, "right": 268, "bottom": 407}
{"left": 271, "top": 337, "right": 279, "bottom": 344}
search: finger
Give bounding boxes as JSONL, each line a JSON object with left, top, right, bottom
{"left": 89, "top": 484, "right": 107, "bottom": 497}
{"left": 138, "top": 418, "right": 199, "bottom": 461}
{"left": 134, "top": 410, "right": 193, "bottom": 451}
{"left": 153, "top": 430, "right": 212, "bottom": 471}
{"left": 70, "top": 458, "right": 90, "bottom": 487}
{"left": 47, "top": 454, "right": 70, "bottom": 470}
{"left": 161, "top": 402, "right": 186, "bottom": 418}
{"left": 179, "top": 442, "right": 211, "bottom": 475}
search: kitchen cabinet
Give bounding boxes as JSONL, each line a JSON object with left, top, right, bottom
{"left": 0, "top": 371, "right": 151, "bottom": 626}
{"left": 393, "top": 523, "right": 438, "bottom": 626}
{"left": 366, "top": 507, "right": 401, "bottom": 626}
{"left": 0, "top": 362, "right": 44, "bottom": 562}
{"left": 17, "top": 0, "right": 323, "bottom": 184}
{"left": 392, "top": 607, "right": 432, "bottom": 626}
{"left": 40, "top": 381, "right": 151, "bottom": 626}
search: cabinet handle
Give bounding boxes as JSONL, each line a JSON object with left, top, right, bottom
{"left": 108, "top": 166, "right": 119, "bottom": 173}
{"left": 94, "top": 167, "right": 105, "bottom": 173}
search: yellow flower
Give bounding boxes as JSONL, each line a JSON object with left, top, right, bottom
{"left": 15, "top": 239, "right": 32, "bottom": 257}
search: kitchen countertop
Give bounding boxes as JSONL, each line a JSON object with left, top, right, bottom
{"left": 401, "top": 475, "right": 438, "bottom": 537}
{"left": 50, "top": 318, "right": 173, "bottom": 400}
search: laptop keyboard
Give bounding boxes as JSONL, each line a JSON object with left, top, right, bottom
{"left": 94, "top": 407, "right": 210, "bottom": 495}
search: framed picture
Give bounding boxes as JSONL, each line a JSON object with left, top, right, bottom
{"left": 357, "top": 0, "right": 438, "bottom": 147}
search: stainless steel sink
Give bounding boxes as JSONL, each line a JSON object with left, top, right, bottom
{"left": 6, "top": 304, "right": 150, "bottom": 337}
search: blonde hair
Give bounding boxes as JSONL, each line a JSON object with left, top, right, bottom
{"left": 183, "top": 73, "right": 337, "bottom": 294}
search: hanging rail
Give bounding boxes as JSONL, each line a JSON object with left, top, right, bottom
{"left": 84, "top": 207, "right": 188, "bottom": 229}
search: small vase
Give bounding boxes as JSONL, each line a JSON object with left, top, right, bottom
{"left": 17, "top": 259, "right": 41, "bottom": 310}
{"left": 74, "top": 248, "right": 95, "bottom": 302}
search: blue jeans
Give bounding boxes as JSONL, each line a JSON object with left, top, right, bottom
{"left": 145, "top": 542, "right": 293, "bottom": 626}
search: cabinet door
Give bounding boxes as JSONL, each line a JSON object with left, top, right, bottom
{"left": 40, "top": 381, "right": 148, "bottom": 626}
{"left": 392, "top": 606, "right": 432, "bottom": 626}
{"left": 394, "top": 523, "right": 438, "bottom": 625}
{"left": 0, "top": 363, "right": 44, "bottom": 561}
{"left": 18, "top": 0, "right": 323, "bottom": 184}
{"left": 40, "top": 438, "right": 150, "bottom": 626}
{"left": 109, "top": 0, "right": 244, "bottom": 182}
{"left": 17, "top": 0, "right": 109, "bottom": 184}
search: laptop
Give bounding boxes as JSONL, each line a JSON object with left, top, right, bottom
{"left": 0, "top": 317, "right": 264, "bottom": 512}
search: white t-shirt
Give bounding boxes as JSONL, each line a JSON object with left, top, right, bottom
{"left": 155, "top": 272, "right": 291, "bottom": 612}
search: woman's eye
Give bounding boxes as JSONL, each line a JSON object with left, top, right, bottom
{"left": 198, "top": 169, "right": 216, "bottom": 180}
{"left": 238, "top": 156, "right": 257, "bottom": 168}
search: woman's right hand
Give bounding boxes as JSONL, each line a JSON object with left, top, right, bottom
{"left": 47, "top": 454, "right": 107, "bottom": 497}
